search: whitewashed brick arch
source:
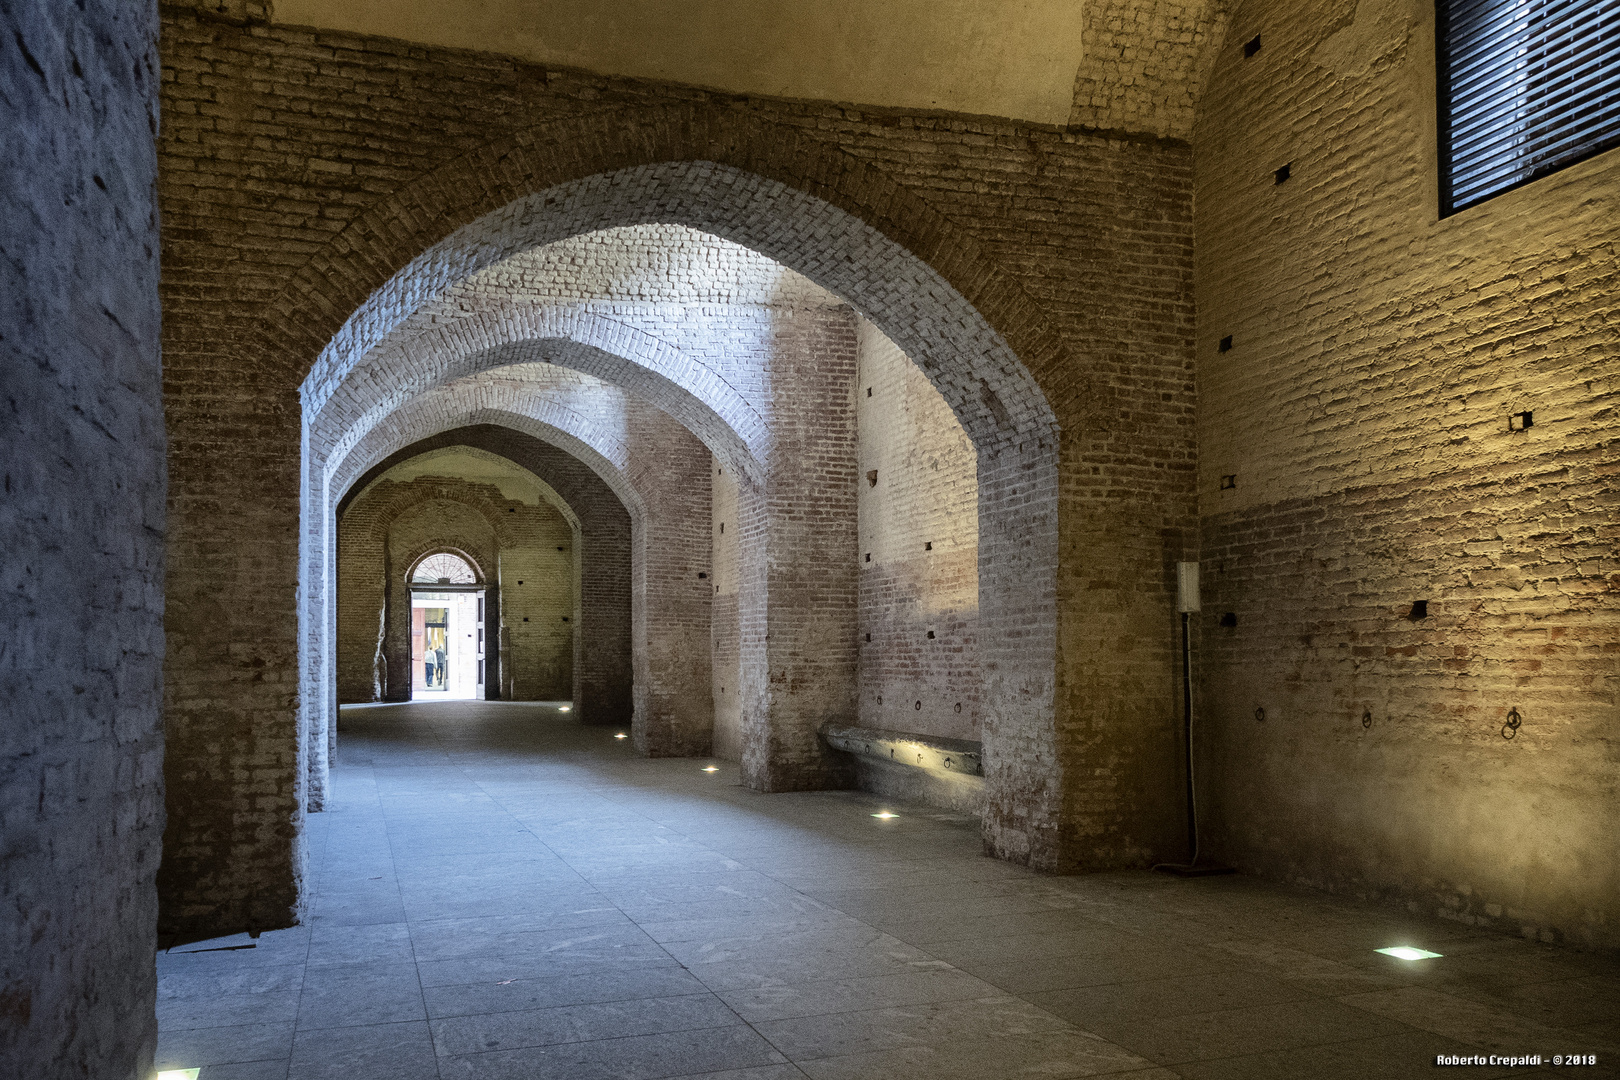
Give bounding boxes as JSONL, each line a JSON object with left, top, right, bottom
{"left": 315, "top": 313, "right": 765, "bottom": 492}
{"left": 333, "top": 373, "right": 653, "bottom": 522}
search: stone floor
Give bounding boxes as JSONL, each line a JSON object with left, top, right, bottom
{"left": 156, "top": 701, "right": 1620, "bottom": 1079}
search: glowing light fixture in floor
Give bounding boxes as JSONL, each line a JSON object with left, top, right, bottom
{"left": 871, "top": 811, "right": 898, "bottom": 819}
{"left": 1376, "top": 946, "right": 1442, "bottom": 960}
{"left": 702, "top": 765, "right": 719, "bottom": 772}
{"left": 558, "top": 706, "right": 571, "bottom": 712}
{"left": 614, "top": 733, "right": 627, "bottom": 740}
{"left": 156, "top": 1071, "right": 201, "bottom": 1080}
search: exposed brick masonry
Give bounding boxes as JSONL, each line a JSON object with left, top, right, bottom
{"left": 1194, "top": 0, "right": 1619, "bottom": 946}
{"left": 856, "top": 319, "right": 981, "bottom": 745}
{"left": 2, "top": 3, "right": 164, "bottom": 1076}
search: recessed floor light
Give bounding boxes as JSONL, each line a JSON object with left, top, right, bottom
{"left": 156, "top": 1071, "right": 201, "bottom": 1080}
{"left": 558, "top": 706, "right": 571, "bottom": 712}
{"left": 1376, "top": 946, "right": 1442, "bottom": 960}
{"left": 871, "top": 811, "right": 898, "bottom": 819}
{"left": 614, "top": 733, "right": 627, "bottom": 740}
{"left": 702, "top": 766, "right": 719, "bottom": 773}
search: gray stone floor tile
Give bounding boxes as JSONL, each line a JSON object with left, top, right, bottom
{"left": 1338, "top": 985, "right": 1620, "bottom": 1057}
{"left": 1167, "top": 1029, "right": 1521, "bottom": 1079}
{"left": 752, "top": 994, "right": 1073, "bottom": 1060}
{"left": 657, "top": 1067, "right": 811, "bottom": 1080}
{"left": 414, "top": 944, "right": 676, "bottom": 987}
{"left": 635, "top": 909, "right": 870, "bottom": 945}
{"left": 288, "top": 1020, "right": 440, "bottom": 1080}
{"left": 159, "top": 704, "right": 1619, "bottom": 1080}
{"left": 295, "top": 961, "right": 427, "bottom": 1029}
{"left": 423, "top": 963, "right": 711, "bottom": 1018}
{"left": 158, "top": 990, "right": 303, "bottom": 1030}
{"left": 792, "top": 1028, "right": 1153, "bottom": 1079}
{"left": 155, "top": 1021, "right": 296, "bottom": 1069}
{"left": 438, "top": 1023, "right": 787, "bottom": 1079}
{"left": 1024, "top": 969, "right": 1314, "bottom": 1027}
{"left": 674, "top": 947, "right": 954, "bottom": 993}
{"left": 719, "top": 967, "right": 999, "bottom": 1023}
{"left": 305, "top": 920, "right": 415, "bottom": 967}
{"left": 429, "top": 991, "right": 740, "bottom": 1056}
{"left": 949, "top": 944, "right": 1236, "bottom": 995}
{"left": 1442, "top": 972, "right": 1620, "bottom": 1031}
{"left": 1078, "top": 997, "right": 1414, "bottom": 1065}
{"left": 158, "top": 965, "right": 305, "bottom": 1000}
{"left": 197, "top": 1059, "right": 292, "bottom": 1079}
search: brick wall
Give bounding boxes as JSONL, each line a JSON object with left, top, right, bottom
{"left": 1194, "top": 0, "right": 1620, "bottom": 946}
{"left": 737, "top": 305, "right": 862, "bottom": 790}
{"left": 2, "top": 3, "right": 164, "bottom": 1076}
{"left": 158, "top": 5, "right": 1197, "bottom": 932}
{"left": 856, "top": 319, "right": 982, "bottom": 744}
{"left": 1070, "top": 0, "right": 1231, "bottom": 139}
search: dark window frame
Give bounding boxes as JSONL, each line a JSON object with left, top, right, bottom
{"left": 1436, "top": 0, "right": 1620, "bottom": 216}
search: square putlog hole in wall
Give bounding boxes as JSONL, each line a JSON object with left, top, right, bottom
{"left": 1274, "top": 163, "right": 1292, "bottom": 184}
{"left": 1218, "top": 335, "right": 1233, "bottom": 353}
{"left": 1244, "top": 34, "right": 1262, "bottom": 57}
{"left": 1220, "top": 474, "right": 1237, "bottom": 490}
{"left": 1509, "top": 410, "right": 1533, "bottom": 431}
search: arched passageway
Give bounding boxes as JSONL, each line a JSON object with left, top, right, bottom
{"left": 166, "top": 112, "right": 1185, "bottom": 946}
{"left": 303, "top": 201, "right": 1060, "bottom": 866}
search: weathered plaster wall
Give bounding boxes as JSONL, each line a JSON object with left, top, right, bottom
{"left": 268, "top": 0, "right": 1232, "bottom": 134}
{"left": 856, "top": 319, "right": 981, "bottom": 744}
{"left": 0, "top": 2, "right": 164, "bottom": 1076}
{"left": 1195, "top": 0, "right": 1620, "bottom": 946}
{"left": 270, "top": 0, "right": 1091, "bottom": 126}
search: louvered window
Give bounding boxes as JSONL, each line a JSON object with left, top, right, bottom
{"left": 1437, "top": 0, "right": 1620, "bottom": 215}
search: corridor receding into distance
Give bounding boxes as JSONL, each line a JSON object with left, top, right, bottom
{"left": 9, "top": 2, "right": 1617, "bottom": 1078}
{"left": 156, "top": 703, "right": 1620, "bottom": 1079}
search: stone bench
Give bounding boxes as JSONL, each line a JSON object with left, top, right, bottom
{"left": 820, "top": 724, "right": 984, "bottom": 814}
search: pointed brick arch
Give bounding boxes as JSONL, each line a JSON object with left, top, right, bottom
{"left": 268, "top": 105, "right": 1073, "bottom": 417}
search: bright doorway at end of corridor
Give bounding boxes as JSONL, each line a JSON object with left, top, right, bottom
{"left": 410, "top": 552, "right": 485, "bottom": 700}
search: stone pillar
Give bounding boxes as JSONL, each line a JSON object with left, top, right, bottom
{"left": 2, "top": 2, "right": 165, "bottom": 1076}
{"left": 630, "top": 410, "right": 715, "bottom": 755}
{"left": 738, "top": 307, "right": 862, "bottom": 790}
